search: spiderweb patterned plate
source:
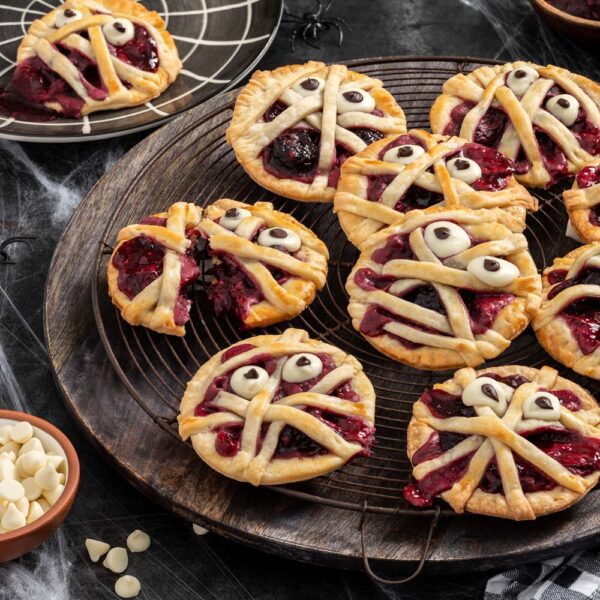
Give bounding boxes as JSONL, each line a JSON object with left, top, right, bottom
{"left": 45, "top": 56, "right": 600, "bottom": 574}
{"left": 0, "top": 0, "right": 281, "bottom": 141}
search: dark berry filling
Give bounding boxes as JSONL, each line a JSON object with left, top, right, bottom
{"left": 459, "top": 290, "right": 514, "bottom": 335}
{"left": 551, "top": 389, "right": 582, "bottom": 411}
{"left": 350, "top": 127, "right": 384, "bottom": 145}
{"left": 420, "top": 388, "right": 476, "bottom": 418}
{"left": 411, "top": 431, "right": 468, "bottom": 465}
{"left": 221, "top": 343, "right": 256, "bottom": 363}
{"left": 108, "top": 25, "right": 158, "bottom": 72}
{"left": 371, "top": 233, "right": 415, "bottom": 264}
{"left": 547, "top": 0, "right": 600, "bottom": 19}
{"left": 215, "top": 424, "right": 243, "bottom": 457}
{"left": 443, "top": 101, "right": 475, "bottom": 137}
{"left": 474, "top": 106, "right": 508, "bottom": 148}
{"left": 263, "top": 128, "right": 320, "bottom": 183}
{"left": 403, "top": 285, "right": 446, "bottom": 314}
{"left": 263, "top": 101, "right": 287, "bottom": 122}
{"left": 482, "top": 373, "right": 530, "bottom": 389}
{"left": 590, "top": 206, "right": 600, "bottom": 227}
{"left": 577, "top": 164, "right": 600, "bottom": 189}
{"left": 457, "top": 143, "right": 514, "bottom": 191}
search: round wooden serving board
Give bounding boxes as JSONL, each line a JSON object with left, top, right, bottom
{"left": 45, "top": 57, "right": 600, "bottom": 574}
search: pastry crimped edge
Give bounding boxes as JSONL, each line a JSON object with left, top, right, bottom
{"left": 564, "top": 164, "right": 600, "bottom": 243}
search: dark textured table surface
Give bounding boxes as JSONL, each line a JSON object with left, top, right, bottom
{"left": 1, "top": 1, "right": 599, "bottom": 599}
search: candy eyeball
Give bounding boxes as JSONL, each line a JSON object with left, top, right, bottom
{"left": 506, "top": 66, "right": 539, "bottom": 97}
{"left": 382, "top": 144, "right": 425, "bottom": 165}
{"left": 466, "top": 256, "right": 519, "bottom": 287}
{"left": 282, "top": 353, "right": 323, "bottom": 383}
{"left": 336, "top": 89, "right": 376, "bottom": 114}
{"left": 546, "top": 94, "right": 580, "bottom": 127}
{"left": 230, "top": 366, "right": 269, "bottom": 399}
{"left": 55, "top": 7, "right": 83, "bottom": 27}
{"left": 523, "top": 392, "right": 561, "bottom": 421}
{"left": 293, "top": 77, "right": 325, "bottom": 97}
{"left": 102, "top": 18, "right": 135, "bottom": 46}
{"left": 423, "top": 221, "right": 471, "bottom": 258}
{"left": 219, "top": 207, "right": 251, "bottom": 230}
{"left": 257, "top": 227, "right": 301, "bottom": 252}
{"left": 462, "top": 377, "right": 508, "bottom": 417}
{"left": 446, "top": 157, "right": 482, "bottom": 185}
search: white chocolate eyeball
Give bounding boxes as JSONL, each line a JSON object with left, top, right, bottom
{"left": 103, "top": 18, "right": 135, "bottom": 46}
{"left": 292, "top": 76, "right": 325, "bottom": 97}
{"left": 382, "top": 144, "right": 425, "bottom": 165}
{"left": 523, "top": 392, "right": 561, "bottom": 421}
{"left": 506, "top": 66, "right": 539, "bottom": 97}
{"left": 337, "top": 89, "right": 376, "bottom": 114}
{"left": 86, "top": 538, "right": 110, "bottom": 563}
{"left": 55, "top": 7, "right": 83, "bottom": 27}
{"left": 466, "top": 256, "right": 519, "bottom": 287}
{"left": 219, "top": 207, "right": 251, "bottom": 230}
{"left": 127, "top": 529, "right": 151, "bottom": 553}
{"left": 230, "top": 366, "right": 269, "bottom": 399}
{"left": 103, "top": 547, "right": 129, "bottom": 574}
{"left": 257, "top": 227, "right": 301, "bottom": 252}
{"left": 423, "top": 221, "right": 471, "bottom": 258}
{"left": 282, "top": 353, "right": 323, "bottom": 383}
{"left": 446, "top": 157, "right": 482, "bottom": 185}
{"left": 462, "top": 377, "right": 508, "bottom": 417}
{"left": 546, "top": 94, "right": 579, "bottom": 127}
{"left": 115, "top": 575, "right": 141, "bottom": 599}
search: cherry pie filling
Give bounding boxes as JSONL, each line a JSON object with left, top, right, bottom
{"left": 107, "top": 25, "right": 158, "bottom": 72}
{"left": 546, "top": 266, "right": 600, "bottom": 355}
{"left": 261, "top": 101, "right": 385, "bottom": 187}
{"left": 354, "top": 233, "right": 515, "bottom": 349}
{"left": 111, "top": 216, "right": 200, "bottom": 327}
{"left": 443, "top": 85, "right": 600, "bottom": 185}
{"left": 404, "top": 385, "right": 596, "bottom": 507}
{"left": 575, "top": 165, "right": 600, "bottom": 226}
{"left": 195, "top": 345, "right": 374, "bottom": 460}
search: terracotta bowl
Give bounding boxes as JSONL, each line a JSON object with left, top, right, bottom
{"left": 0, "top": 410, "right": 80, "bottom": 562}
{"left": 529, "top": 0, "right": 600, "bottom": 47}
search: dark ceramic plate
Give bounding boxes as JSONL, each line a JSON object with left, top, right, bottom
{"left": 0, "top": 0, "right": 282, "bottom": 142}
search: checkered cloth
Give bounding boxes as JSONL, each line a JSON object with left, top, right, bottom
{"left": 485, "top": 552, "right": 600, "bottom": 599}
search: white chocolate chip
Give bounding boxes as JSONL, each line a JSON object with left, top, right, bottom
{"left": 546, "top": 94, "right": 580, "bottom": 127}
{"left": 45, "top": 453, "right": 65, "bottom": 471}
{"left": 506, "top": 66, "right": 539, "bottom": 97}
{"left": 292, "top": 76, "right": 325, "bottom": 97}
{"left": 336, "top": 88, "right": 376, "bottom": 114}
{"left": 1, "top": 502, "right": 26, "bottom": 531}
{"left": 115, "top": 575, "right": 141, "bottom": 599}
{"left": 0, "top": 442, "right": 21, "bottom": 456}
{"left": 85, "top": 538, "right": 111, "bottom": 563}
{"left": 127, "top": 529, "right": 151, "bottom": 553}
{"left": 15, "top": 497, "right": 29, "bottom": 516}
{"left": 103, "top": 547, "right": 129, "bottom": 573}
{"left": 37, "top": 498, "right": 51, "bottom": 513}
{"left": 102, "top": 18, "right": 135, "bottom": 46}
{"left": 523, "top": 392, "right": 561, "bottom": 421}
{"left": 10, "top": 422, "right": 33, "bottom": 445}
{"left": 423, "top": 221, "right": 471, "bottom": 258}
{"left": 34, "top": 463, "right": 60, "bottom": 491}
{"left": 466, "top": 256, "right": 519, "bottom": 287}
{"left": 218, "top": 207, "right": 251, "bottom": 230}
{"left": 18, "top": 438, "right": 44, "bottom": 456}
{"left": 192, "top": 523, "right": 208, "bottom": 535}
{"left": 257, "top": 227, "right": 301, "bottom": 253}
{"left": 26, "top": 501, "right": 45, "bottom": 525}
{"left": 282, "top": 353, "right": 323, "bottom": 383}
{"left": 0, "top": 479, "right": 25, "bottom": 502}
{"left": 382, "top": 144, "right": 425, "bottom": 165}
{"left": 21, "top": 477, "right": 42, "bottom": 501}
{"left": 230, "top": 365, "right": 269, "bottom": 399}
{"left": 43, "top": 483, "right": 64, "bottom": 506}
{"left": 16, "top": 451, "right": 47, "bottom": 478}
{"left": 0, "top": 455, "right": 16, "bottom": 481}
{"left": 55, "top": 7, "right": 83, "bottom": 27}
{"left": 0, "top": 425, "right": 12, "bottom": 445}
{"left": 462, "top": 377, "right": 508, "bottom": 417}
{"left": 446, "top": 156, "right": 482, "bottom": 185}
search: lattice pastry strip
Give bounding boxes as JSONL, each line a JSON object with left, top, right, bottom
{"left": 533, "top": 242, "right": 600, "bottom": 380}
{"left": 564, "top": 163, "right": 600, "bottom": 243}
{"left": 7, "top": 0, "right": 181, "bottom": 118}
{"left": 346, "top": 208, "right": 541, "bottom": 370}
{"left": 406, "top": 365, "right": 600, "bottom": 519}
{"left": 226, "top": 61, "right": 406, "bottom": 203}
{"left": 199, "top": 199, "right": 329, "bottom": 329}
{"left": 178, "top": 328, "right": 376, "bottom": 485}
{"left": 430, "top": 61, "right": 600, "bottom": 188}
{"left": 334, "top": 129, "right": 537, "bottom": 247}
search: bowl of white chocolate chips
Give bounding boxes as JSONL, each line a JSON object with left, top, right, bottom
{"left": 0, "top": 410, "right": 80, "bottom": 562}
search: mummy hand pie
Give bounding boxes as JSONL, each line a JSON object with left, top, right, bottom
{"left": 200, "top": 199, "right": 328, "bottom": 329}
{"left": 178, "top": 328, "right": 376, "bottom": 485}
{"left": 563, "top": 164, "right": 600, "bottom": 243}
{"left": 226, "top": 61, "right": 406, "bottom": 203}
{"left": 107, "top": 202, "right": 202, "bottom": 337}
{"left": 533, "top": 243, "right": 600, "bottom": 380}
{"left": 405, "top": 365, "right": 600, "bottom": 520}
{"left": 346, "top": 208, "right": 542, "bottom": 370}
{"left": 430, "top": 62, "right": 600, "bottom": 188}
{"left": 334, "top": 129, "right": 537, "bottom": 246}
{"left": 0, "top": 0, "right": 181, "bottom": 119}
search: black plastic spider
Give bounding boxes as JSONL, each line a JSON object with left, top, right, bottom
{"left": 283, "top": 1, "right": 351, "bottom": 53}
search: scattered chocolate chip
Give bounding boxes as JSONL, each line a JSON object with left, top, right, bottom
{"left": 484, "top": 258, "right": 500, "bottom": 272}
{"left": 434, "top": 226, "right": 451, "bottom": 239}
{"left": 296, "top": 356, "right": 311, "bottom": 367}
{"left": 64, "top": 8, "right": 76, "bottom": 17}
{"left": 113, "top": 21, "right": 127, "bottom": 33}
{"left": 535, "top": 396, "right": 553, "bottom": 409}
{"left": 557, "top": 97, "right": 570, "bottom": 109}
{"left": 224, "top": 208, "right": 239, "bottom": 218}
{"left": 514, "top": 69, "right": 526, "bottom": 79}
{"left": 397, "top": 146, "right": 414, "bottom": 157}
{"left": 343, "top": 91, "right": 363, "bottom": 103}
{"left": 454, "top": 158, "right": 471, "bottom": 171}
{"left": 244, "top": 368, "right": 259, "bottom": 379}
{"left": 481, "top": 383, "right": 499, "bottom": 401}
{"left": 269, "top": 228, "right": 287, "bottom": 239}
{"left": 301, "top": 78, "right": 319, "bottom": 91}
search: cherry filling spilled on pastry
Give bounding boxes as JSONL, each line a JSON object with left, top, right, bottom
{"left": 577, "top": 165, "right": 600, "bottom": 226}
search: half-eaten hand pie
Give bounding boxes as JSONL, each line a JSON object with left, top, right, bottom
{"left": 226, "top": 61, "right": 406, "bottom": 202}
{"left": 405, "top": 365, "right": 600, "bottom": 519}
{"left": 178, "top": 328, "right": 376, "bottom": 485}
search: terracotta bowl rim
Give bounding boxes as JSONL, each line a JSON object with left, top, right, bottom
{"left": 0, "top": 409, "right": 80, "bottom": 543}
{"left": 530, "top": 0, "right": 600, "bottom": 28}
